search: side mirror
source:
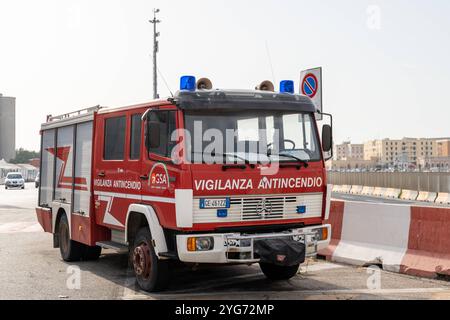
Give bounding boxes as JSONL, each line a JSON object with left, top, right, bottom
{"left": 322, "top": 124, "right": 332, "bottom": 153}
{"left": 145, "top": 120, "right": 161, "bottom": 150}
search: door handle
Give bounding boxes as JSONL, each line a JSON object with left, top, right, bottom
{"left": 98, "top": 171, "right": 106, "bottom": 177}
{"left": 140, "top": 175, "right": 149, "bottom": 180}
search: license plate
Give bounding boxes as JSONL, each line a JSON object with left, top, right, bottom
{"left": 200, "top": 198, "right": 230, "bottom": 209}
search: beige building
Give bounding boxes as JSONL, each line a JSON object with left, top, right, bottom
{"left": 363, "top": 140, "right": 383, "bottom": 161}
{"left": 437, "top": 139, "right": 450, "bottom": 157}
{"left": 363, "top": 138, "right": 438, "bottom": 167}
{"left": 334, "top": 141, "right": 364, "bottom": 161}
{"left": 417, "top": 156, "right": 450, "bottom": 171}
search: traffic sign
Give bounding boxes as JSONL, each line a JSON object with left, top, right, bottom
{"left": 300, "top": 67, "right": 322, "bottom": 119}
{"left": 301, "top": 73, "right": 318, "bottom": 98}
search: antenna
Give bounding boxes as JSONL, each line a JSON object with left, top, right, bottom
{"left": 157, "top": 65, "right": 174, "bottom": 97}
{"left": 265, "top": 40, "right": 276, "bottom": 84}
{"left": 148, "top": 51, "right": 174, "bottom": 97}
{"left": 149, "top": 8, "right": 161, "bottom": 99}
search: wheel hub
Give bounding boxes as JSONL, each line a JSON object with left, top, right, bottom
{"left": 133, "top": 242, "right": 152, "bottom": 279}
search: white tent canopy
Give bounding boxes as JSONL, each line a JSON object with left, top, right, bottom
{"left": 0, "top": 159, "right": 38, "bottom": 183}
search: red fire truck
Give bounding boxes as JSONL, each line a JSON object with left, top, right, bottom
{"left": 36, "top": 76, "right": 333, "bottom": 292}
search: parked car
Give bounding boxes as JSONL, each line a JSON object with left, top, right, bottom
{"left": 4, "top": 172, "right": 25, "bottom": 190}
{"left": 35, "top": 172, "right": 40, "bottom": 188}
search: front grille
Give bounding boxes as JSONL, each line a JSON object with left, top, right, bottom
{"left": 230, "top": 196, "right": 296, "bottom": 220}
{"left": 193, "top": 193, "right": 323, "bottom": 224}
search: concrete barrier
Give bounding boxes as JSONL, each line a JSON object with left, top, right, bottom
{"left": 435, "top": 193, "right": 450, "bottom": 205}
{"left": 401, "top": 206, "right": 450, "bottom": 278}
{"left": 385, "top": 188, "right": 401, "bottom": 199}
{"left": 350, "top": 185, "right": 363, "bottom": 195}
{"left": 372, "top": 187, "right": 388, "bottom": 197}
{"left": 341, "top": 185, "right": 352, "bottom": 193}
{"left": 400, "top": 190, "right": 419, "bottom": 201}
{"left": 329, "top": 201, "right": 411, "bottom": 272}
{"left": 317, "top": 201, "right": 345, "bottom": 261}
{"left": 319, "top": 200, "right": 450, "bottom": 279}
{"left": 361, "top": 186, "right": 375, "bottom": 196}
{"left": 332, "top": 185, "right": 342, "bottom": 193}
{"left": 416, "top": 191, "right": 438, "bottom": 203}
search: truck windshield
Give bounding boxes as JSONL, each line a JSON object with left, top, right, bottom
{"left": 184, "top": 110, "right": 321, "bottom": 163}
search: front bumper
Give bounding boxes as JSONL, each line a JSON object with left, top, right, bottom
{"left": 5, "top": 182, "right": 24, "bottom": 188}
{"left": 176, "top": 224, "right": 331, "bottom": 264}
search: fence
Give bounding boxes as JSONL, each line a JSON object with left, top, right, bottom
{"left": 327, "top": 172, "right": 450, "bottom": 193}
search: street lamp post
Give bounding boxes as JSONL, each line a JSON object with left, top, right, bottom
{"left": 149, "top": 8, "right": 161, "bottom": 99}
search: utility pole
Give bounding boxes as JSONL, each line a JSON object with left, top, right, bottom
{"left": 149, "top": 8, "right": 161, "bottom": 99}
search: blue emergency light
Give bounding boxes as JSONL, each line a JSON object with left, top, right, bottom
{"left": 280, "top": 80, "right": 294, "bottom": 94}
{"left": 180, "top": 76, "right": 196, "bottom": 91}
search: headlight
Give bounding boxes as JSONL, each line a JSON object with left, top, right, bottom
{"left": 187, "top": 237, "right": 214, "bottom": 252}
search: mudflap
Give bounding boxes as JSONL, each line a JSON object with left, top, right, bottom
{"left": 36, "top": 207, "right": 52, "bottom": 233}
{"left": 254, "top": 238, "right": 305, "bottom": 267}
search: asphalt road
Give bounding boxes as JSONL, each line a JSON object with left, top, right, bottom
{"left": 332, "top": 192, "right": 450, "bottom": 207}
{"left": 0, "top": 184, "right": 449, "bottom": 300}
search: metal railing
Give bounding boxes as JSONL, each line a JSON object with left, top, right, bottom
{"left": 327, "top": 172, "right": 450, "bottom": 193}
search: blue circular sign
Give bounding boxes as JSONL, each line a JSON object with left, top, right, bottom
{"left": 301, "top": 73, "right": 318, "bottom": 98}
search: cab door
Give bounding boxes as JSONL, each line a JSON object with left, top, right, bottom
{"left": 140, "top": 107, "right": 182, "bottom": 229}
{"left": 93, "top": 112, "right": 131, "bottom": 229}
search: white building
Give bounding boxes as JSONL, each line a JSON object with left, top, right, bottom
{"left": 0, "top": 159, "right": 20, "bottom": 184}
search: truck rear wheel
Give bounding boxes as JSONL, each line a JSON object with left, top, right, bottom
{"left": 259, "top": 263, "right": 300, "bottom": 280}
{"left": 131, "top": 227, "right": 170, "bottom": 292}
{"left": 58, "top": 214, "right": 84, "bottom": 262}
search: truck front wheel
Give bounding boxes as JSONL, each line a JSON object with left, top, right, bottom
{"left": 58, "top": 214, "right": 84, "bottom": 262}
{"left": 259, "top": 263, "right": 300, "bottom": 280}
{"left": 131, "top": 227, "right": 171, "bottom": 292}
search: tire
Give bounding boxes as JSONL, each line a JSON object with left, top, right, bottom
{"left": 131, "top": 227, "right": 171, "bottom": 292}
{"left": 58, "top": 214, "right": 84, "bottom": 262}
{"left": 259, "top": 262, "right": 300, "bottom": 280}
{"left": 21, "top": 186, "right": 25, "bottom": 189}
{"left": 4, "top": 186, "right": 7, "bottom": 190}
{"left": 83, "top": 245, "right": 102, "bottom": 261}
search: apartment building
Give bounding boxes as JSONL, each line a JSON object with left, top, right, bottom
{"left": 334, "top": 141, "right": 364, "bottom": 161}
{"left": 363, "top": 138, "right": 438, "bottom": 166}
{"left": 437, "top": 139, "right": 450, "bottom": 157}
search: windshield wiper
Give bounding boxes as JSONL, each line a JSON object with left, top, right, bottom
{"left": 192, "top": 152, "right": 256, "bottom": 169}
{"left": 277, "top": 153, "right": 309, "bottom": 168}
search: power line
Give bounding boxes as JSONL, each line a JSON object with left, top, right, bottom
{"left": 265, "top": 40, "right": 276, "bottom": 84}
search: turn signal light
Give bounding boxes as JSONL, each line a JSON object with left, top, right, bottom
{"left": 187, "top": 237, "right": 197, "bottom": 251}
{"left": 316, "top": 227, "right": 328, "bottom": 241}
{"left": 322, "top": 227, "right": 328, "bottom": 241}
{"left": 187, "top": 237, "right": 214, "bottom": 252}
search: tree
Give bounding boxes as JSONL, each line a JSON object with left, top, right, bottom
{"left": 9, "top": 148, "right": 40, "bottom": 164}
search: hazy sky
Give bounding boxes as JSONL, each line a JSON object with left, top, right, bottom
{"left": 1, "top": 0, "right": 449, "bottom": 151}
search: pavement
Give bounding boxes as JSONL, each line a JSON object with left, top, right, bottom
{"left": 0, "top": 183, "right": 449, "bottom": 300}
